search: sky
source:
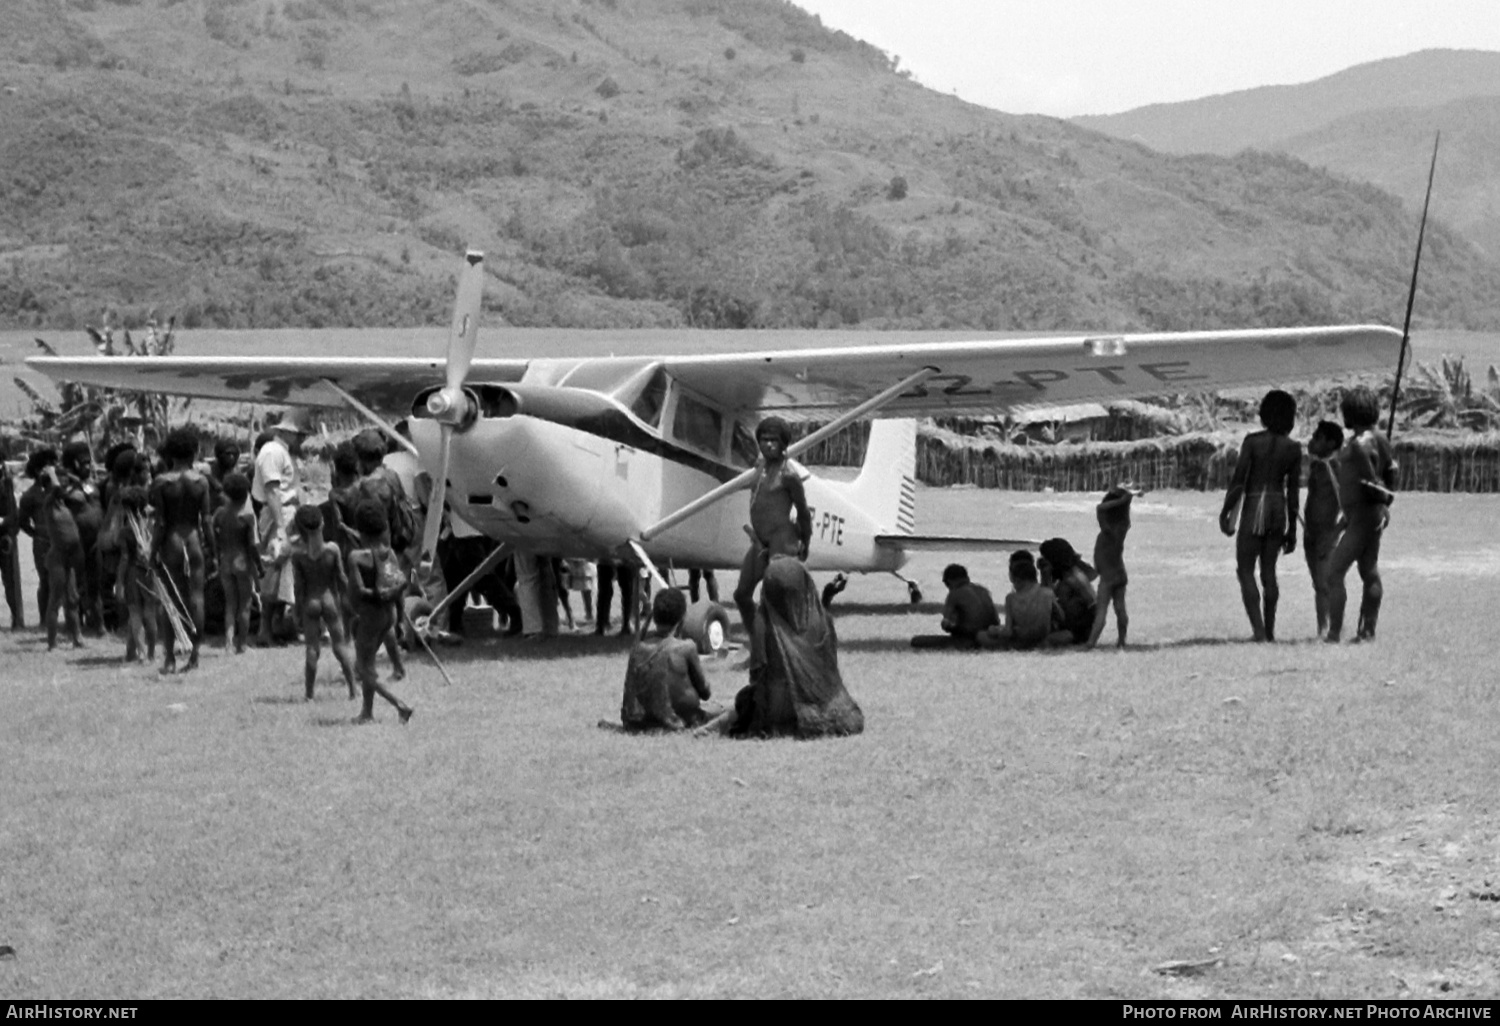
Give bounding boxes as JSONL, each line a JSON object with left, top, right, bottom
{"left": 794, "top": 0, "right": 1500, "bottom": 117}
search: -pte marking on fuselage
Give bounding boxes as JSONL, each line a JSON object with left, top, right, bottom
{"left": 900, "top": 361, "right": 1209, "bottom": 399}
{"left": 804, "top": 506, "right": 845, "bottom": 547}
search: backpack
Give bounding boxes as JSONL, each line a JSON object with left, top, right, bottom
{"left": 359, "top": 469, "right": 419, "bottom": 554}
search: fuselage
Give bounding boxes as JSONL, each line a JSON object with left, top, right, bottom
{"left": 408, "top": 411, "right": 907, "bottom": 575}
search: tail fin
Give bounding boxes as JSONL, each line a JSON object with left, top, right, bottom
{"left": 846, "top": 418, "right": 917, "bottom": 534}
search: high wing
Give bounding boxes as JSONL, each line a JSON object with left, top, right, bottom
{"left": 19, "top": 356, "right": 529, "bottom": 412}
{"left": 661, "top": 325, "right": 1403, "bottom": 418}
{"left": 26, "top": 324, "right": 1400, "bottom": 417}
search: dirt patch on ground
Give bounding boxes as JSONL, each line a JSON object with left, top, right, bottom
{"left": 1312, "top": 803, "right": 1500, "bottom": 997}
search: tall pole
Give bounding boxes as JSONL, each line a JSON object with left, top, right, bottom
{"left": 1386, "top": 132, "right": 1440, "bottom": 439}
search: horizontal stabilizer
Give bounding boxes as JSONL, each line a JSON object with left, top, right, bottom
{"left": 875, "top": 534, "right": 1037, "bottom": 552}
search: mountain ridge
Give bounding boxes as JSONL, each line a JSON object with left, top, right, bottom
{"left": 2, "top": 1, "right": 1496, "bottom": 334}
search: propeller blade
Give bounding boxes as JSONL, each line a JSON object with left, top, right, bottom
{"left": 420, "top": 424, "right": 453, "bottom": 564}
{"left": 445, "top": 249, "right": 485, "bottom": 393}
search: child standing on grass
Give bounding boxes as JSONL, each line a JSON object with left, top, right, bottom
{"left": 212, "top": 472, "right": 262, "bottom": 655}
{"left": 621, "top": 589, "right": 712, "bottom": 731}
{"left": 346, "top": 500, "right": 414, "bottom": 724}
{"left": 1302, "top": 421, "right": 1344, "bottom": 637}
{"left": 291, "top": 505, "right": 357, "bottom": 701}
{"left": 1087, "top": 483, "right": 1139, "bottom": 649}
{"left": 1220, "top": 390, "right": 1302, "bottom": 642}
{"left": 1326, "top": 386, "right": 1396, "bottom": 643}
{"left": 118, "top": 486, "right": 158, "bottom": 664}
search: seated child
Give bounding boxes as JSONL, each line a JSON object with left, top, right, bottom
{"left": 620, "top": 589, "right": 712, "bottom": 731}
{"left": 1087, "top": 483, "right": 1139, "bottom": 648}
{"left": 211, "top": 471, "right": 262, "bottom": 654}
{"left": 985, "top": 550, "right": 1073, "bottom": 650}
{"left": 910, "top": 563, "right": 1000, "bottom": 649}
{"left": 346, "top": 500, "right": 414, "bottom": 724}
{"left": 1038, "top": 537, "right": 1097, "bottom": 644}
{"left": 290, "top": 505, "right": 357, "bottom": 701}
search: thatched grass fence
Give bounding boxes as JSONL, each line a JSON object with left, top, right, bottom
{"left": 795, "top": 422, "right": 1500, "bottom": 494}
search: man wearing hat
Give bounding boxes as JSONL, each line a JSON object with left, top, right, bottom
{"left": 252, "top": 407, "right": 312, "bottom": 645}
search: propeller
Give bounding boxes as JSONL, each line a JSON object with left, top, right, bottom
{"left": 417, "top": 249, "right": 486, "bottom": 565}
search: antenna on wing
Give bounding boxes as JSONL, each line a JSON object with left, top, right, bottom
{"left": 418, "top": 249, "right": 485, "bottom": 564}
{"left": 1386, "top": 131, "right": 1440, "bottom": 440}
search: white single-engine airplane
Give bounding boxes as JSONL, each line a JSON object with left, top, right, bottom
{"left": 29, "top": 250, "right": 1401, "bottom": 632}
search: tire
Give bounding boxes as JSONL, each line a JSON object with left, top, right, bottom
{"left": 680, "top": 599, "right": 732, "bottom": 655}
{"left": 402, "top": 597, "right": 433, "bottom": 648}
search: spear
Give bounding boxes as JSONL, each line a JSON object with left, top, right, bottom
{"left": 1386, "top": 131, "right": 1441, "bottom": 439}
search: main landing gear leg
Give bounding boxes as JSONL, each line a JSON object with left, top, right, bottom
{"left": 891, "top": 571, "right": 922, "bottom": 605}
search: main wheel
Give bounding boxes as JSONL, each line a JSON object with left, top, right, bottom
{"left": 402, "top": 596, "right": 433, "bottom": 648}
{"left": 680, "top": 599, "right": 732, "bottom": 655}
{"left": 907, "top": 581, "right": 923, "bottom": 605}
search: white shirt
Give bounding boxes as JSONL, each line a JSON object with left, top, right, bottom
{"left": 251, "top": 436, "right": 299, "bottom": 510}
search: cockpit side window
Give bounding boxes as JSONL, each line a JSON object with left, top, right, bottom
{"left": 671, "top": 392, "right": 724, "bottom": 457}
{"left": 730, "top": 420, "right": 759, "bottom": 468}
{"left": 630, "top": 367, "right": 668, "bottom": 428}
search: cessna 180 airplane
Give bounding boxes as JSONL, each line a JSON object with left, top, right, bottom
{"left": 28, "top": 250, "right": 1401, "bottom": 631}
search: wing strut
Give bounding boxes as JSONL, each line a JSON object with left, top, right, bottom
{"left": 320, "top": 378, "right": 419, "bottom": 456}
{"left": 417, "top": 542, "right": 513, "bottom": 638}
{"left": 638, "top": 366, "right": 939, "bottom": 542}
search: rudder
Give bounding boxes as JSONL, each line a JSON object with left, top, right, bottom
{"left": 846, "top": 418, "right": 917, "bottom": 534}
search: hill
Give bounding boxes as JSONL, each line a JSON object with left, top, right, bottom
{"left": 1073, "top": 49, "right": 1500, "bottom": 261}
{"left": 1072, "top": 49, "right": 1500, "bottom": 155}
{"left": 1, "top": 1, "right": 1498, "bottom": 334}
{"left": 1275, "top": 95, "right": 1500, "bottom": 259}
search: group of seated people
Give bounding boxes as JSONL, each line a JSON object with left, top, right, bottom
{"left": 912, "top": 539, "right": 1104, "bottom": 652}
{"left": 618, "top": 555, "right": 863, "bottom": 739}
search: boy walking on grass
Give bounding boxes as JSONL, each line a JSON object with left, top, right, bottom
{"left": 290, "top": 505, "right": 357, "bottom": 701}
{"left": 346, "top": 500, "right": 414, "bottom": 724}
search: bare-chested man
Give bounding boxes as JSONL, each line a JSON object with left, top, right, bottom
{"left": 149, "top": 427, "right": 214, "bottom": 673}
{"left": 732, "top": 416, "right": 812, "bottom": 635}
{"left": 290, "top": 505, "right": 357, "bottom": 700}
{"left": 1326, "top": 387, "right": 1396, "bottom": 643}
{"left": 1220, "top": 390, "right": 1302, "bottom": 642}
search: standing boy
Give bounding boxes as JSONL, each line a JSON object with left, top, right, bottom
{"left": 117, "top": 486, "right": 159, "bottom": 664}
{"left": 212, "top": 472, "right": 262, "bottom": 654}
{"left": 732, "top": 416, "right": 812, "bottom": 635}
{"left": 1326, "top": 387, "right": 1395, "bottom": 643}
{"left": 1219, "top": 390, "right": 1302, "bottom": 642}
{"left": 1087, "top": 484, "right": 1139, "bottom": 649}
{"left": 1302, "top": 421, "right": 1344, "bottom": 636}
{"left": 290, "top": 505, "right": 357, "bottom": 700}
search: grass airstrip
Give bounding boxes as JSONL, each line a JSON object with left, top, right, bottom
{"left": 2, "top": 488, "right": 1498, "bottom": 999}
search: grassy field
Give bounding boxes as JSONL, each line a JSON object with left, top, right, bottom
{"left": 2, "top": 488, "right": 1498, "bottom": 999}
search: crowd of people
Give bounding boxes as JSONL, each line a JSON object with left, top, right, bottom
{"left": 0, "top": 386, "right": 1397, "bottom": 737}
{"left": 901, "top": 384, "right": 1396, "bottom": 654}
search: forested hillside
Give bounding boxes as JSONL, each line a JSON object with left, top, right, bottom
{"left": 2, "top": 0, "right": 1497, "bottom": 334}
